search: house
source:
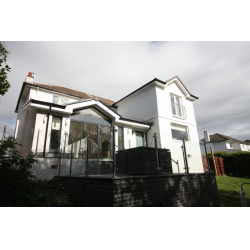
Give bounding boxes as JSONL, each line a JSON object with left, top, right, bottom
{"left": 200, "top": 131, "right": 250, "bottom": 153}
{"left": 14, "top": 72, "right": 203, "bottom": 179}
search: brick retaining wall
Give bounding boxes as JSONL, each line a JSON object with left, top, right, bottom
{"left": 59, "top": 173, "right": 220, "bottom": 207}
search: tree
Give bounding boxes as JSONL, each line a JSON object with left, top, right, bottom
{"left": 0, "top": 42, "right": 11, "bottom": 96}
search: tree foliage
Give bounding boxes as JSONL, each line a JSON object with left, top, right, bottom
{"left": 0, "top": 41, "right": 11, "bottom": 96}
{"left": 0, "top": 136, "right": 37, "bottom": 206}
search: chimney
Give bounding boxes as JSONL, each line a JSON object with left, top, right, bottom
{"left": 25, "top": 72, "right": 34, "bottom": 83}
{"left": 204, "top": 131, "right": 210, "bottom": 143}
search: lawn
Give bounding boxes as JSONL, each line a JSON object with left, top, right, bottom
{"left": 215, "top": 175, "right": 250, "bottom": 207}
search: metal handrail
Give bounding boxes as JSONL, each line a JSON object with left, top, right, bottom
{"left": 240, "top": 182, "right": 250, "bottom": 207}
{"left": 171, "top": 159, "right": 179, "bottom": 173}
{"left": 171, "top": 102, "right": 186, "bottom": 118}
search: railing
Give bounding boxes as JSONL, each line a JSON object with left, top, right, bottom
{"left": 240, "top": 183, "right": 250, "bottom": 207}
{"left": 171, "top": 103, "right": 186, "bottom": 118}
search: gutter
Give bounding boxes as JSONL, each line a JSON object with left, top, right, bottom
{"left": 145, "top": 123, "right": 153, "bottom": 147}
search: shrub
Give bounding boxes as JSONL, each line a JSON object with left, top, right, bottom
{"left": 207, "top": 151, "right": 250, "bottom": 178}
{"left": 0, "top": 136, "right": 37, "bottom": 206}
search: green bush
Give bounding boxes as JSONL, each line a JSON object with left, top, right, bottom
{"left": 207, "top": 151, "right": 250, "bottom": 178}
{"left": 0, "top": 136, "right": 74, "bottom": 206}
{"left": 0, "top": 136, "right": 38, "bottom": 206}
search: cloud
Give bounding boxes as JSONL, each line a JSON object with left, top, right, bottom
{"left": 0, "top": 41, "right": 249, "bottom": 142}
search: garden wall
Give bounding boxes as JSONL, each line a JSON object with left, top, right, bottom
{"left": 59, "top": 172, "right": 220, "bottom": 207}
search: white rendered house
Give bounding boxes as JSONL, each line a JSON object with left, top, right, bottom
{"left": 14, "top": 73, "right": 203, "bottom": 179}
{"left": 201, "top": 131, "right": 250, "bottom": 153}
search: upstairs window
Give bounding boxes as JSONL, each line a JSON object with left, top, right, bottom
{"left": 170, "top": 94, "right": 186, "bottom": 118}
{"left": 53, "top": 96, "right": 69, "bottom": 105}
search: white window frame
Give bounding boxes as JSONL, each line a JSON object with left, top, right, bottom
{"left": 52, "top": 95, "right": 70, "bottom": 105}
{"left": 170, "top": 94, "right": 186, "bottom": 119}
{"left": 171, "top": 123, "right": 189, "bottom": 142}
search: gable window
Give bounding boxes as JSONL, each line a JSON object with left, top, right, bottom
{"left": 170, "top": 94, "right": 186, "bottom": 118}
{"left": 171, "top": 123, "right": 189, "bottom": 141}
{"left": 53, "top": 95, "right": 69, "bottom": 105}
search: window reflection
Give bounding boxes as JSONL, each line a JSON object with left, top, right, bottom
{"left": 69, "top": 121, "right": 84, "bottom": 144}
{"left": 86, "top": 124, "right": 98, "bottom": 158}
{"left": 50, "top": 117, "right": 61, "bottom": 152}
{"left": 100, "top": 126, "right": 111, "bottom": 158}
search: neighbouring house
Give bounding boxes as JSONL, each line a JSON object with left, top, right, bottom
{"left": 14, "top": 72, "right": 203, "bottom": 179}
{"left": 200, "top": 131, "right": 250, "bottom": 153}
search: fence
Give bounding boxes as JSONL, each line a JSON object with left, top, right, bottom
{"left": 116, "top": 147, "right": 172, "bottom": 175}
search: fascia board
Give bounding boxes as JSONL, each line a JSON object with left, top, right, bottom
{"left": 114, "top": 119, "right": 150, "bottom": 129}
{"left": 65, "top": 100, "right": 120, "bottom": 120}
{"left": 23, "top": 103, "right": 49, "bottom": 111}
{"left": 165, "top": 78, "right": 196, "bottom": 101}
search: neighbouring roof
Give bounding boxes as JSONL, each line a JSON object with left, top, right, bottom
{"left": 200, "top": 133, "right": 245, "bottom": 144}
{"left": 244, "top": 140, "right": 250, "bottom": 145}
{"left": 112, "top": 76, "right": 198, "bottom": 106}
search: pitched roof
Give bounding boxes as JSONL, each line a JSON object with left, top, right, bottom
{"left": 112, "top": 76, "right": 198, "bottom": 106}
{"left": 200, "top": 133, "right": 245, "bottom": 144}
{"left": 244, "top": 140, "right": 250, "bottom": 145}
{"left": 33, "top": 82, "right": 115, "bottom": 106}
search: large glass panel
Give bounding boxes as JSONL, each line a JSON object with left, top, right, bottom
{"left": 49, "top": 117, "right": 61, "bottom": 152}
{"left": 71, "top": 107, "right": 111, "bottom": 127}
{"left": 86, "top": 124, "right": 98, "bottom": 158}
{"left": 118, "top": 127, "right": 124, "bottom": 150}
{"left": 73, "top": 107, "right": 110, "bottom": 120}
{"left": 69, "top": 121, "right": 84, "bottom": 144}
{"left": 100, "top": 126, "right": 111, "bottom": 158}
{"left": 136, "top": 131, "right": 144, "bottom": 147}
{"left": 171, "top": 123, "right": 188, "bottom": 141}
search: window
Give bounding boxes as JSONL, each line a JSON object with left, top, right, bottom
{"left": 49, "top": 117, "right": 62, "bottom": 152}
{"left": 53, "top": 95, "right": 69, "bottom": 105}
{"left": 171, "top": 123, "right": 188, "bottom": 141}
{"left": 136, "top": 131, "right": 144, "bottom": 147}
{"left": 171, "top": 94, "right": 186, "bottom": 118}
{"left": 118, "top": 127, "right": 124, "bottom": 150}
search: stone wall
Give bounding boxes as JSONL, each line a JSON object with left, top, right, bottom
{"left": 59, "top": 173, "right": 220, "bottom": 207}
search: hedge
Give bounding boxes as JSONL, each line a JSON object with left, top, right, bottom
{"left": 207, "top": 151, "right": 250, "bottom": 178}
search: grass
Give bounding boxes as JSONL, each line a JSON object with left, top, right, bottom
{"left": 215, "top": 175, "right": 250, "bottom": 207}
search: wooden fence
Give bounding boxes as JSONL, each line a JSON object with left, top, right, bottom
{"left": 201, "top": 154, "right": 225, "bottom": 176}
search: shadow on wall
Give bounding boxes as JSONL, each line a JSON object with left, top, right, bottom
{"left": 113, "top": 173, "right": 220, "bottom": 207}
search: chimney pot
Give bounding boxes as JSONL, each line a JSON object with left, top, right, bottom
{"left": 25, "top": 72, "right": 34, "bottom": 83}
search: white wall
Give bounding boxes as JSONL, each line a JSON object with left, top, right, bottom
{"left": 116, "top": 85, "right": 158, "bottom": 121}
{"left": 115, "top": 80, "right": 203, "bottom": 173}
{"left": 156, "top": 82, "right": 203, "bottom": 173}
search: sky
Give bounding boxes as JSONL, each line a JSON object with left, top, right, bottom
{"left": 0, "top": 41, "right": 249, "bottom": 141}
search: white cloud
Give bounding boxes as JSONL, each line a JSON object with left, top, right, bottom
{"left": 0, "top": 41, "right": 249, "bottom": 141}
